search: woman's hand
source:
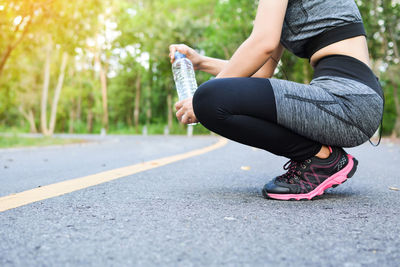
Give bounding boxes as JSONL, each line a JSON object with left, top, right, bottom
{"left": 169, "top": 44, "right": 203, "bottom": 70}
{"left": 175, "top": 97, "right": 199, "bottom": 125}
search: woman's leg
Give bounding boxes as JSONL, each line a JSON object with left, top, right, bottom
{"left": 192, "top": 77, "right": 358, "bottom": 201}
{"left": 192, "top": 77, "right": 322, "bottom": 161}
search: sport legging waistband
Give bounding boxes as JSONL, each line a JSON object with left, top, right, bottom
{"left": 313, "top": 54, "right": 383, "bottom": 98}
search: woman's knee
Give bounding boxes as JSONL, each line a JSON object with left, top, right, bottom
{"left": 193, "top": 79, "right": 223, "bottom": 123}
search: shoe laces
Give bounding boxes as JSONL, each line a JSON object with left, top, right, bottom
{"left": 278, "top": 159, "right": 311, "bottom": 184}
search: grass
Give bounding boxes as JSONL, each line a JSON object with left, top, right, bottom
{"left": 0, "top": 135, "right": 87, "bottom": 149}
{"left": 0, "top": 122, "right": 212, "bottom": 149}
{"left": 107, "top": 122, "right": 211, "bottom": 135}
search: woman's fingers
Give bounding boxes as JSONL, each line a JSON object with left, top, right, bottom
{"left": 181, "top": 114, "right": 190, "bottom": 124}
{"left": 175, "top": 99, "right": 187, "bottom": 122}
{"left": 175, "top": 107, "right": 185, "bottom": 122}
{"left": 183, "top": 112, "right": 199, "bottom": 124}
{"left": 169, "top": 44, "right": 190, "bottom": 63}
{"left": 174, "top": 98, "right": 198, "bottom": 124}
{"left": 169, "top": 44, "right": 180, "bottom": 62}
{"left": 178, "top": 109, "right": 198, "bottom": 124}
{"left": 175, "top": 99, "right": 184, "bottom": 111}
{"left": 175, "top": 98, "right": 191, "bottom": 112}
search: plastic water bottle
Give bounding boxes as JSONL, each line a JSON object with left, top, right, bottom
{"left": 172, "top": 51, "right": 198, "bottom": 102}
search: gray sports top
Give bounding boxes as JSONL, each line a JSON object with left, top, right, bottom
{"left": 281, "top": 0, "right": 366, "bottom": 59}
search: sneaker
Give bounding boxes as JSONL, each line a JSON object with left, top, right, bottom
{"left": 262, "top": 146, "right": 358, "bottom": 200}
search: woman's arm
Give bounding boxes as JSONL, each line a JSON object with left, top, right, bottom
{"left": 169, "top": 44, "right": 228, "bottom": 76}
{"left": 217, "top": 0, "right": 288, "bottom": 78}
{"left": 197, "top": 43, "right": 284, "bottom": 78}
{"left": 197, "top": 56, "right": 228, "bottom": 76}
{"left": 252, "top": 43, "right": 284, "bottom": 78}
{"left": 169, "top": 42, "right": 284, "bottom": 78}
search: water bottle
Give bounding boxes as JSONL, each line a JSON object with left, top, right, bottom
{"left": 172, "top": 51, "right": 198, "bottom": 102}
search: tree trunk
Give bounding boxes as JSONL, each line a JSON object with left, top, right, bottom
{"left": 40, "top": 41, "right": 52, "bottom": 135}
{"left": 167, "top": 90, "right": 173, "bottom": 130}
{"left": 134, "top": 75, "right": 141, "bottom": 132}
{"left": 146, "top": 87, "right": 152, "bottom": 125}
{"left": 100, "top": 64, "right": 109, "bottom": 130}
{"left": 94, "top": 51, "right": 109, "bottom": 130}
{"left": 146, "top": 60, "right": 153, "bottom": 125}
{"left": 392, "top": 81, "right": 400, "bottom": 138}
{"left": 19, "top": 106, "right": 37, "bottom": 133}
{"left": 87, "top": 110, "right": 93, "bottom": 133}
{"left": 69, "top": 109, "right": 75, "bottom": 134}
{"left": 387, "top": 27, "right": 400, "bottom": 138}
{"left": 0, "top": 46, "right": 14, "bottom": 78}
{"left": 87, "top": 93, "right": 94, "bottom": 133}
{"left": 222, "top": 47, "right": 230, "bottom": 60}
{"left": 303, "top": 61, "right": 310, "bottom": 84}
{"left": 0, "top": 15, "right": 32, "bottom": 77}
{"left": 126, "top": 113, "right": 133, "bottom": 127}
{"left": 73, "top": 69, "right": 82, "bottom": 123}
{"left": 77, "top": 94, "right": 82, "bottom": 122}
{"left": 48, "top": 52, "right": 68, "bottom": 135}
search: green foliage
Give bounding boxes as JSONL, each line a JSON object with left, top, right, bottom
{"left": 381, "top": 81, "right": 397, "bottom": 135}
{"left": 202, "top": 0, "right": 257, "bottom": 59}
{"left": 0, "top": 135, "right": 86, "bottom": 148}
{"left": 0, "top": 0, "right": 399, "bottom": 137}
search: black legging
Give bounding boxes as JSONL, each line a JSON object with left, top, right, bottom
{"left": 192, "top": 77, "right": 322, "bottom": 161}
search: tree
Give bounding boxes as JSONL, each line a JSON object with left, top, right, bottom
{"left": 0, "top": 0, "right": 399, "bottom": 137}
{"left": 358, "top": 0, "right": 400, "bottom": 136}
{"left": 0, "top": 0, "right": 37, "bottom": 77}
{"left": 0, "top": 0, "right": 103, "bottom": 135}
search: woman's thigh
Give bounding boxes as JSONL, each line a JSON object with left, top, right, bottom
{"left": 192, "top": 77, "right": 322, "bottom": 161}
{"left": 269, "top": 76, "right": 383, "bottom": 147}
{"left": 193, "top": 76, "right": 383, "bottom": 148}
{"left": 193, "top": 77, "right": 277, "bottom": 124}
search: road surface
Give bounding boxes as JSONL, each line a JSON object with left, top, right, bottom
{"left": 0, "top": 135, "right": 399, "bottom": 266}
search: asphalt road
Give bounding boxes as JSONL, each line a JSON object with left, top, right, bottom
{"left": 0, "top": 135, "right": 399, "bottom": 266}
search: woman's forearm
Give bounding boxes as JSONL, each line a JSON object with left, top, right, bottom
{"left": 198, "top": 56, "right": 228, "bottom": 76}
{"left": 216, "top": 36, "right": 274, "bottom": 78}
{"left": 197, "top": 40, "right": 281, "bottom": 78}
{"left": 252, "top": 43, "right": 284, "bottom": 78}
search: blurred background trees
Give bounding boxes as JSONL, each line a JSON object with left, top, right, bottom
{"left": 0, "top": 0, "right": 399, "bottom": 136}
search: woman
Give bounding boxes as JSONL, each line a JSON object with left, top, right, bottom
{"left": 168, "top": 0, "right": 384, "bottom": 200}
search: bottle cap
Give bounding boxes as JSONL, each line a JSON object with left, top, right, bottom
{"left": 174, "top": 51, "right": 186, "bottom": 59}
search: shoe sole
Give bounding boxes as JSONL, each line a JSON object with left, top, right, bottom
{"left": 263, "top": 154, "right": 358, "bottom": 201}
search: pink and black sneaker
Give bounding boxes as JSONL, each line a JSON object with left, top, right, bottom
{"left": 262, "top": 146, "right": 358, "bottom": 200}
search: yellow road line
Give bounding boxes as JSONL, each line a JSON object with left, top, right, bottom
{"left": 0, "top": 138, "right": 228, "bottom": 213}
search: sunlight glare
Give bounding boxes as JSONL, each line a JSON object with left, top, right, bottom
{"left": 13, "top": 16, "right": 22, "bottom": 26}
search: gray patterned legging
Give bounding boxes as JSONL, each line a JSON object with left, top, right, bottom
{"left": 193, "top": 55, "right": 383, "bottom": 161}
